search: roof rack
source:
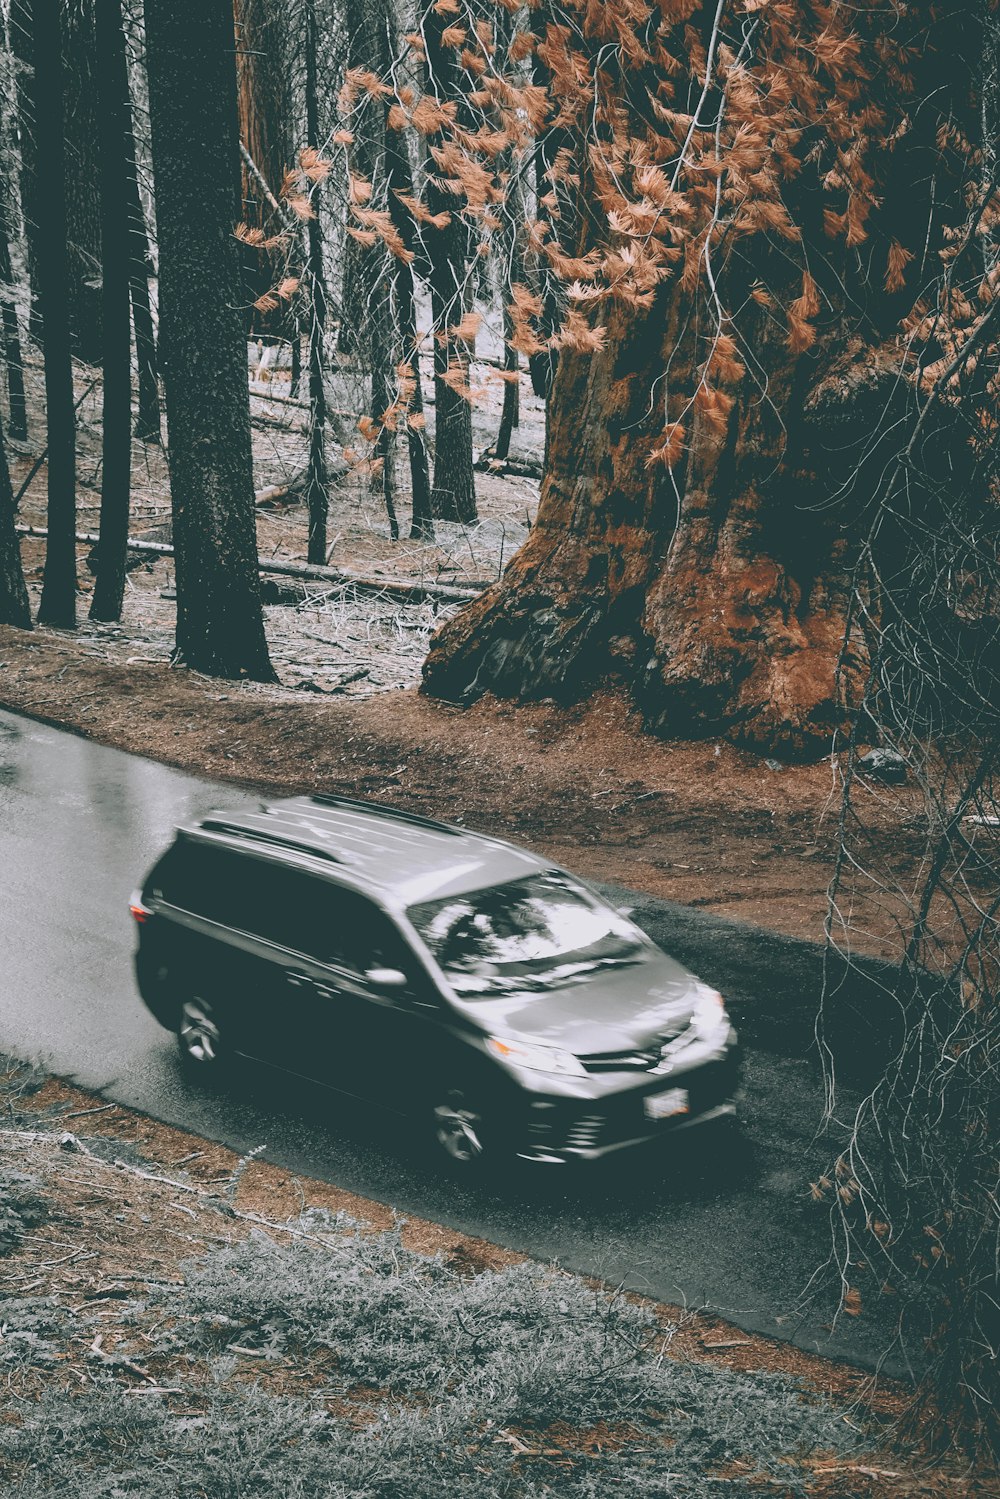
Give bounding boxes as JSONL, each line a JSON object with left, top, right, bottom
{"left": 195, "top": 819, "right": 342, "bottom": 864}
{"left": 308, "top": 793, "right": 462, "bottom": 836}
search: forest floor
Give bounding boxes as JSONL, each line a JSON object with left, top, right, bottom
{"left": 4, "top": 1057, "right": 994, "bottom": 1498}
{"left": 2, "top": 346, "right": 943, "bottom": 957}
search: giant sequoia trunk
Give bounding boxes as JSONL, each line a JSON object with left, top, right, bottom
{"left": 145, "top": 0, "right": 275, "bottom": 681}
{"left": 423, "top": 296, "right": 925, "bottom": 756}
{"left": 423, "top": 3, "right": 981, "bottom": 757}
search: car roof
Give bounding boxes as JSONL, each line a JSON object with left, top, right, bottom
{"left": 181, "top": 794, "right": 552, "bottom": 908}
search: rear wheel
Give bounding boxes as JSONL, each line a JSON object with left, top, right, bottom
{"left": 177, "top": 996, "right": 226, "bottom": 1072}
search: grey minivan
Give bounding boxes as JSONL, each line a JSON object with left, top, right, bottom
{"left": 132, "top": 795, "right": 741, "bottom": 1167}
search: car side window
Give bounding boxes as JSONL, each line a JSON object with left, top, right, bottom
{"left": 325, "top": 891, "right": 402, "bottom": 970}
{"left": 155, "top": 841, "right": 250, "bottom": 927}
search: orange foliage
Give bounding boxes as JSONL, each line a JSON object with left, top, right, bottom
{"left": 329, "top": 0, "right": 986, "bottom": 434}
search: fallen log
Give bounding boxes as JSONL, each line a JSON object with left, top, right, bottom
{"left": 15, "top": 524, "right": 484, "bottom": 606}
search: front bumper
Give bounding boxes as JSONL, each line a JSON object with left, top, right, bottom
{"left": 510, "top": 1043, "right": 743, "bottom": 1164}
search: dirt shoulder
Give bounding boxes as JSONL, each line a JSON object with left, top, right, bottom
{"left": 8, "top": 1059, "right": 987, "bottom": 1498}
{"left": 0, "top": 622, "right": 919, "bottom": 957}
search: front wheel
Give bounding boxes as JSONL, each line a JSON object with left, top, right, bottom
{"left": 431, "top": 1092, "right": 494, "bottom": 1169}
{"left": 177, "top": 996, "right": 227, "bottom": 1072}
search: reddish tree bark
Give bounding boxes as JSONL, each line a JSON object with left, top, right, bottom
{"left": 422, "top": 3, "right": 981, "bottom": 758}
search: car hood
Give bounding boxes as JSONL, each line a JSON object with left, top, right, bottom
{"left": 452, "top": 949, "right": 706, "bottom": 1055}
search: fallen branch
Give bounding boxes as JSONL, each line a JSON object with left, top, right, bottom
{"left": 15, "top": 525, "right": 484, "bottom": 605}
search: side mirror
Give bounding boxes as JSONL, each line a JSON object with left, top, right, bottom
{"left": 365, "top": 966, "right": 409, "bottom": 991}
{"left": 616, "top": 904, "right": 635, "bottom": 918}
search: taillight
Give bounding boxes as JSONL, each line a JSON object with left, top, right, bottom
{"left": 129, "top": 892, "right": 152, "bottom": 924}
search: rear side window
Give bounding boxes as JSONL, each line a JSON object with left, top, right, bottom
{"left": 150, "top": 840, "right": 415, "bottom": 976}
{"left": 149, "top": 841, "right": 254, "bottom": 929}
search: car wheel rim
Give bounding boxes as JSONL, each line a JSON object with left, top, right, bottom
{"left": 180, "top": 1000, "right": 220, "bottom": 1065}
{"left": 433, "top": 1102, "right": 484, "bottom": 1163}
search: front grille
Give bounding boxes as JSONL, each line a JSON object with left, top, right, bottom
{"left": 582, "top": 1048, "right": 659, "bottom": 1073}
{"left": 564, "top": 1114, "right": 606, "bottom": 1150}
{"left": 581, "top": 1022, "right": 694, "bottom": 1075}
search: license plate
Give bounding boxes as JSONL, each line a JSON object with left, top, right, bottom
{"left": 644, "top": 1087, "right": 689, "bottom": 1121}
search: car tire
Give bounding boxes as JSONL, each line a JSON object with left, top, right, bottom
{"left": 430, "top": 1091, "right": 495, "bottom": 1171}
{"left": 176, "top": 996, "right": 228, "bottom": 1073}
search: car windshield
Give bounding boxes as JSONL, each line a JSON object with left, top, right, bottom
{"left": 407, "top": 872, "right": 646, "bottom": 996}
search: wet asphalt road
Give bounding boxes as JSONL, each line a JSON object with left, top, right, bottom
{"left": 0, "top": 707, "right": 913, "bottom": 1375}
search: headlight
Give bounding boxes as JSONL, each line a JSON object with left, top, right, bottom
{"left": 691, "top": 983, "right": 728, "bottom": 1043}
{"left": 486, "top": 1035, "right": 586, "bottom": 1077}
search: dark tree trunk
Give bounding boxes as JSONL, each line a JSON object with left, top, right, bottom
{"left": 30, "top": 0, "right": 77, "bottom": 629}
{"left": 378, "top": 60, "right": 433, "bottom": 541}
{"left": 303, "top": 0, "right": 328, "bottom": 565}
{"left": 493, "top": 96, "right": 524, "bottom": 466}
{"left": 9, "top": 0, "right": 43, "bottom": 345}
{"left": 289, "top": 329, "right": 301, "bottom": 397}
{"left": 423, "top": 4, "right": 977, "bottom": 758}
{"left": 337, "top": 239, "right": 363, "bottom": 359}
{"left": 145, "top": 0, "right": 275, "bottom": 680}
{"left": 61, "top": 0, "right": 103, "bottom": 363}
{"left": 387, "top": 160, "right": 432, "bottom": 540}
{"left": 343, "top": 0, "right": 401, "bottom": 539}
{"left": 89, "top": 0, "right": 132, "bottom": 623}
{"left": 493, "top": 338, "right": 520, "bottom": 464}
{"left": 0, "top": 417, "right": 31, "bottom": 627}
{"left": 423, "top": 3, "right": 476, "bottom": 524}
{"left": 369, "top": 272, "right": 398, "bottom": 540}
{"left": 124, "top": 113, "right": 161, "bottom": 442}
{"left": 526, "top": 0, "right": 567, "bottom": 403}
{"left": 11, "top": 0, "right": 105, "bottom": 361}
{"left": 0, "top": 188, "right": 27, "bottom": 443}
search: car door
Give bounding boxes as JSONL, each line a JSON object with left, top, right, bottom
{"left": 278, "top": 885, "right": 443, "bottom": 1108}
{"left": 220, "top": 858, "right": 343, "bottom": 1074}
